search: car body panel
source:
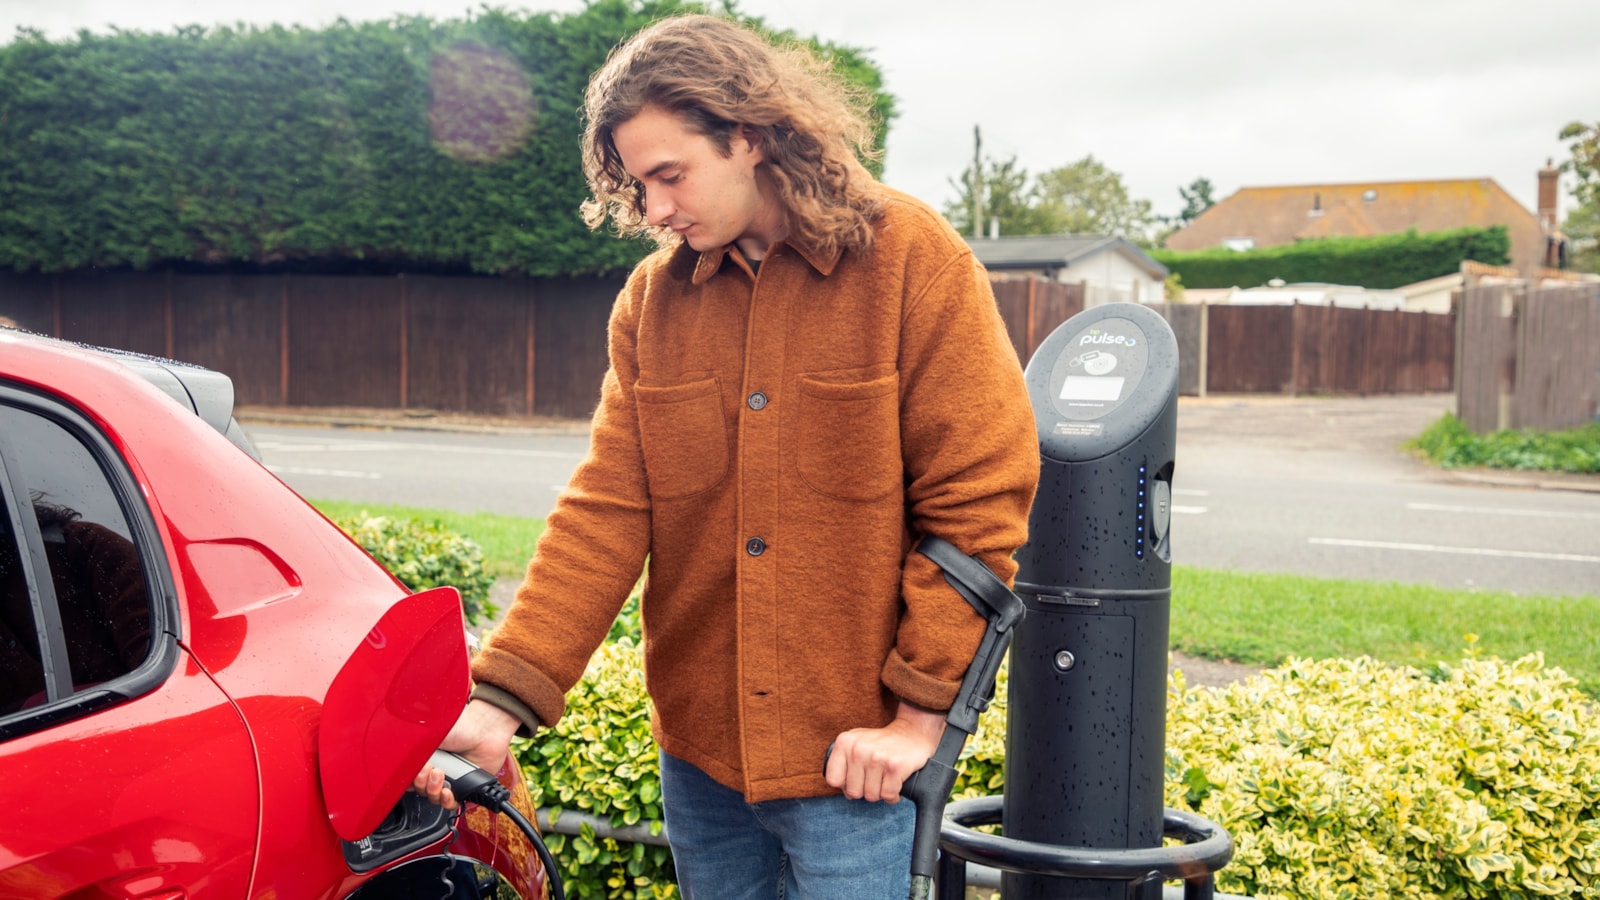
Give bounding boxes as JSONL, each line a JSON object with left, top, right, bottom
{"left": 0, "top": 329, "right": 544, "bottom": 899}
{"left": 0, "top": 650, "right": 258, "bottom": 898}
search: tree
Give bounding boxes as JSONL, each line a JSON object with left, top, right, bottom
{"left": 943, "top": 153, "right": 1067, "bottom": 237}
{"left": 1033, "top": 155, "right": 1158, "bottom": 244}
{"left": 1558, "top": 121, "right": 1599, "bottom": 272}
{"left": 1564, "top": 202, "right": 1599, "bottom": 272}
{"left": 1175, "top": 177, "right": 1217, "bottom": 227}
{"left": 942, "top": 143, "right": 1158, "bottom": 241}
{"left": 1153, "top": 176, "right": 1217, "bottom": 246}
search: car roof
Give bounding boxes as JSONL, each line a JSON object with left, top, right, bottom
{"left": 1, "top": 328, "right": 259, "bottom": 459}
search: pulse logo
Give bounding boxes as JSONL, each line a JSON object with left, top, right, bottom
{"left": 1078, "top": 328, "right": 1136, "bottom": 347}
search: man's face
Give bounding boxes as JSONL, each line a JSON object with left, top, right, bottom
{"left": 612, "top": 105, "right": 779, "bottom": 255}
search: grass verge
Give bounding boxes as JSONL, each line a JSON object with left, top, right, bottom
{"left": 307, "top": 499, "right": 1600, "bottom": 695}
{"left": 1173, "top": 566, "right": 1600, "bottom": 695}
{"left": 307, "top": 498, "right": 543, "bottom": 580}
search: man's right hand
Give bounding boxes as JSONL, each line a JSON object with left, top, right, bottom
{"left": 413, "top": 698, "right": 524, "bottom": 810}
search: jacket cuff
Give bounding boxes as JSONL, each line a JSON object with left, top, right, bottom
{"left": 881, "top": 648, "right": 963, "bottom": 712}
{"left": 470, "top": 647, "right": 568, "bottom": 731}
{"left": 470, "top": 683, "right": 543, "bottom": 738}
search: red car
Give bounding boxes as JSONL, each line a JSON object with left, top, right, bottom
{"left": 0, "top": 328, "right": 548, "bottom": 898}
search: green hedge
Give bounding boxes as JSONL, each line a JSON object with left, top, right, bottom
{"left": 522, "top": 643, "right": 1600, "bottom": 899}
{"left": 0, "top": 0, "right": 892, "bottom": 277}
{"left": 519, "top": 638, "right": 676, "bottom": 899}
{"left": 334, "top": 512, "right": 497, "bottom": 624}
{"left": 1151, "top": 227, "right": 1511, "bottom": 290}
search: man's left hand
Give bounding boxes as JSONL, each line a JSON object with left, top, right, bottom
{"left": 824, "top": 701, "right": 946, "bottom": 803}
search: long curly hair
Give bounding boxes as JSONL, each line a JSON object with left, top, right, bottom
{"left": 580, "top": 14, "right": 885, "bottom": 258}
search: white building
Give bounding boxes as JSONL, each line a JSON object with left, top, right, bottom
{"left": 1219, "top": 281, "right": 1406, "bottom": 310}
{"left": 1395, "top": 261, "right": 1597, "bottom": 314}
{"left": 965, "top": 235, "right": 1170, "bottom": 306}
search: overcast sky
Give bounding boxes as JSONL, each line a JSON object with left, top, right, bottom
{"left": 5, "top": 0, "right": 1597, "bottom": 222}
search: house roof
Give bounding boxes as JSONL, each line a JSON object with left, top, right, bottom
{"left": 964, "top": 234, "right": 1169, "bottom": 279}
{"left": 1163, "top": 177, "right": 1546, "bottom": 275}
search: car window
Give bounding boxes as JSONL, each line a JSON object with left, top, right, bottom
{"left": 0, "top": 405, "right": 151, "bottom": 715}
{"left": 0, "top": 506, "right": 47, "bottom": 712}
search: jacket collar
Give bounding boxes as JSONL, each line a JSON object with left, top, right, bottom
{"left": 690, "top": 239, "right": 841, "bottom": 286}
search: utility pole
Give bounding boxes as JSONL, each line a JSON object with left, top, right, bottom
{"left": 970, "top": 125, "right": 983, "bottom": 239}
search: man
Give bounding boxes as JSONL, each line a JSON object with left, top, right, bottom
{"left": 418, "top": 14, "right": 1038, "bottom": 898}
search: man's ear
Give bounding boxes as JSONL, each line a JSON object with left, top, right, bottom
{"left": 735, "top": 125, "right": 765, "bottom": 165}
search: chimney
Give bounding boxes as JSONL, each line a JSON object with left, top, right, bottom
{"left": 1538, "top": 158, "right": 1560, "bottom": 232}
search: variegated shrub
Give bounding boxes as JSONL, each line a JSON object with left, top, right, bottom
{"left": 1165, "top": 649, "right": 1600, "bottom": 899}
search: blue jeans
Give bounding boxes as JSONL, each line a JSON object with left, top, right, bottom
{"left": 658, "top": 751, "right": 914, "bottom": 899}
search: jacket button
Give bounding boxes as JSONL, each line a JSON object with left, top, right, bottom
{"left": 747, "top": 391, "right": 768, "bottom": 411}
{"left": 746, "top": 537, "right": 766, "bottom": 556}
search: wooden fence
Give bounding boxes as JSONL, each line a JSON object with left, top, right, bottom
{"left": 1202, "top": 303, "right": 1455, "bottom": 395}
{"left": 1, "top": 271, "right": 1458, "bottom": 418}
{"left": 990, "top": 278, "right": 1085, "bottom": 366}
{"left": 0, "top": 270, "right": 624, "bottom": 418}
{"left": 1456, "top": 284, "right": 1600, "bottom": 433}
{"left": 990, "top": 281, "right": 1210, "bottom": 397}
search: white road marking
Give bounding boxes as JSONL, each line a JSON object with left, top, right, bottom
{"left": 1174, "top": 488, "right": 1210, "bottom": 497}
{"left": 265, "top": 465, "right": 382, "bottom": 480}
{"left": 1173, "top": 505, "right": 1208, "bottom": 515}
{"left": 252, "top": 438, "right": 584, "bottom": 460}
{"left": 1310, "top": 537, "right": 1600, "bottom": 564}
{"left": 1406, "top": 502, "right": 1600, "bottom": 521}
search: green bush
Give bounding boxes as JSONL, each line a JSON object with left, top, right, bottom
{"left": 1151, "top": 227, "right": 1511, "bottom": 290}
{"left": 607, "top": 593, "right": 643, "bottom": 644}
{"left": 518, "top": 639, "right": 675, "bottom": 899}
{"left": 334, "top": 513, "right": 497, "bottom": 624}
{"left": 1409, "top": 413, "right": 1600, "bottom": 474}
{"left": 524, "top": 643, "right": 1600, "bottom": 899}
{"left": 1166, "top": 650, "right": 1600, "bottom": 899}
{"left": 952, "top": 656, "right": 1008, "bottom": 801}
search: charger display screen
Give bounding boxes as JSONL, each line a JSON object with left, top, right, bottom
{"left": 1060, "top": 375, "right": 1125, "bottom": 402}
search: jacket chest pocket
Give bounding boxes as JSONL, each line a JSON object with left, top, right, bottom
{"left": 635, "top": 377, "right": 729, "bottom": 500}
{"left": 796, "top": 373, "right": 901, "bottom": 502}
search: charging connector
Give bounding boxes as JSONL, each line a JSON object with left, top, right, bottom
{"left": 430, "top": 750, "right": 510, "bottom": 807}
{"left": 429, "top": 751, "right": 565, "bottom": 900}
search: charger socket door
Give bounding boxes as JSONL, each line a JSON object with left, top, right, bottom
{"left": 319, "top": 586, "right": 469, "bottom": 840}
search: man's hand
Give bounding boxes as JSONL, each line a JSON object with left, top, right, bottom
{"left": 824, "top": 701, "right": 946, "bottom": 803}
{"left": 413, "top": 698, "right": 523, "bottom": 811}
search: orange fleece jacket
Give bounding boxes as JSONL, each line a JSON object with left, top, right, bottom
{"left": 472, "top": 188, "right": 1039, "bottom": 801}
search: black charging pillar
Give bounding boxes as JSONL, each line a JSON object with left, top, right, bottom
{"left": 1004, "top": 302, "right": 1178, "bottom": 899}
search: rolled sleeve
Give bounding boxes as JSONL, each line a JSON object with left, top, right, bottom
{"left": 889, "top": 252, "right": 1039, "bottom": 707}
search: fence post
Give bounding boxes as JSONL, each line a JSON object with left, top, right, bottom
{"left": 1318, "top": 302, "right": 1331, "bottom": 394}
{"left": 1505, "top": 288, "right": 1523, "bottom": 430}
{"left": 1388, "top": 306, "right": 1402, "bottom": 394}
{"left": 1026, "top": 277, "right": 1037, "bottom": 361}
{"left": 1288, "top": 301, "right": 1302, "bottom": 396}
{"left": 164, "top": 268, "right": 175, "bottom": 360}
{"left": 280, "top": 275, "right": 291, "bottom": 406}
{"left": 526, "top": 279, "right": 537, "bottom": 418}
{"left": 1451, "top": 290, "right": 1463, "bottom": 402}
{"left": 399, "top": 274, "right": 409, "bottom": 410}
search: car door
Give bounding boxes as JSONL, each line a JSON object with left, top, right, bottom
{"left": 0, "top": 386, "right": 259, "bottom": 899}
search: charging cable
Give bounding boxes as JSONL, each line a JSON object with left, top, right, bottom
{"left": 430, "top": 750, "right": 566, "bottom": 900}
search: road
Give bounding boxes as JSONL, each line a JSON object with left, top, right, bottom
{"left": 245, "top": 426, "right": 590, "bottom": 518}
{"left": 241, "top": 394, "right": 1600, "bottom": 599}
{"left": 1174, "top": 396, "right": 1600, "bottom": 597}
